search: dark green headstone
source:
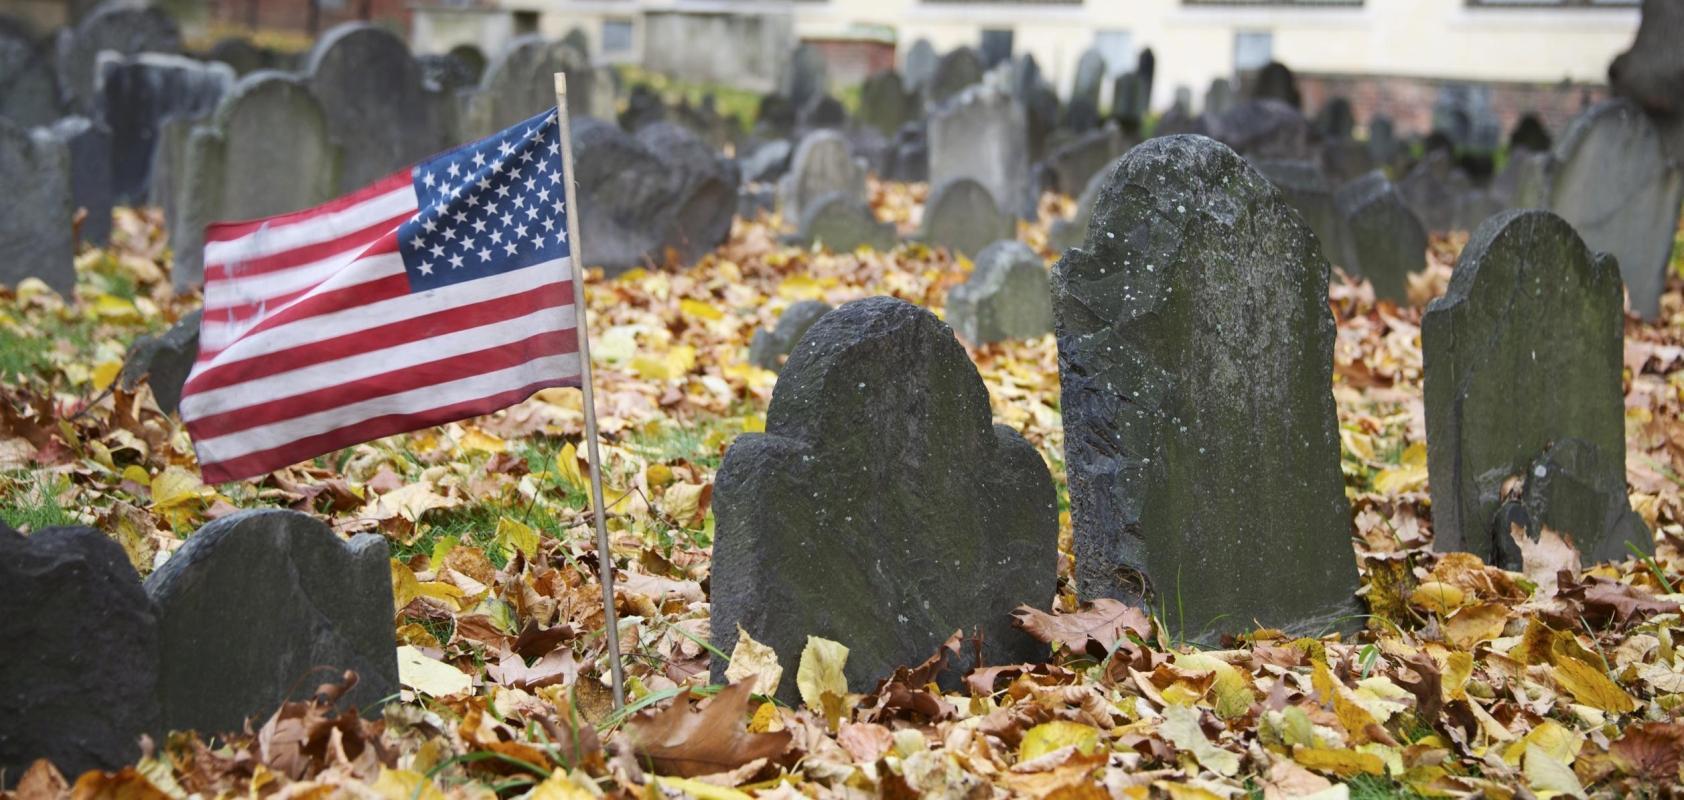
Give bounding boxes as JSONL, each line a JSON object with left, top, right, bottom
{"left": 1424, "top": 210, "right": 1638, "bottom": 564}
{"left": 1335, "top": 171, "right": 1426, "bottom": 303}
{"left": 1052, "top": 135, "right": 1357, "bottom": 641}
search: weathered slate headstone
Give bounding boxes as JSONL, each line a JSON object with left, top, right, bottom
{"left": 1052, "top": 135, "right": 1357, "bottom": 639}
{"left": 711, "top": 297, "right": 1057, "bottom": 700}
{"left": 0, "top": 117, "right": 74, "bottom": 295}
{"left": 929, "top": 80, "right": 1032, "bottom": 217}
{"left": 748, "top": 300, "right": 832, "bottom": 372}
{"left": 0, "top": 16, "right": 63, "bottom": 127}
{"left": 1253, "top": 159, "right": 1344, "bottom": 268}
{"left": 570, "top": 119, "right": 736, "bottom": 274}
{"left": 55, "top": 0, "right": 182, "bottom": 114}
{"left": 795, "top": 192, "right": 895, "bottom": 253}
{"left": 782, "top": 43, "right": 828, "bottom": 111}
{"left": 947, "top": 240, "right": 1052, "bottom": 345}
{"left": 796, "top": 94, "right": 846, "bottom": 132}
{"left": 777, "top": 129, "right": 865, "bottom": 222}
{"left": 859, "top": 69, "right": 916, "bottom": 136}
{"left": 1611, "top": 0, "right": 1684, "bottom": 117}
{"left": 0, "top": 523, "right": 159, "bottom": 786}
{"left": 1487, "top": 438, "right": 1651, "bottom": 568}
{"left": 1320, "top": 138, "right": 1376, "bottom": 186}
{"left": 1334, "top": 171, "right": 1426, "bottom": 302}
{"left": 1049, "top": 155, "right": 1122, "bottom": 252}
{"left": 96, "top": 52, "right": 232, "bottom": 203}
{"left": 307, "top": 23, "right": 443, "bottom": 193}
{"left": 1251, "top": 61, "right": 1301, "bottom": 109}
{"left": 1547, "top": 98, "right": 1684, "bottom": 320}
{"left": 1112, "top": 72, "right": 1146, "bottom": 133}
{"left": 1206, "top": 99, "right": 1311, "bottom": 160}
{"left": 146, "top": 109, "right": 209, "bottom": 223}
{"left": 926, "top": 46, "right": 983, "bottom": 108}
{"left": 172, "top": 72, "right": 341, "bottom": 289}
{"left": 1399, "top": 149, "right": 1476, "bottom": 233}
{"left": 1071, "top": 49, "right": 1105, "bottom": 111}
{"left": 119, "top": 309, "right": 200, "bottom": 414}
{"left": 1315, "top": 97, "right": 1354, "bottom": 140}
{"left": 469, "top": 35, "right": 596, "bottom": 138}
{"left": 1042, "top": 125, "right": 1126, "bottom": 197}
{"left": 1367, "top": 115, "right": 1398, "bottom": 166}
{"left": 1509, "top": 113, "right": 1551, "bottom": 154}
{"left": 50, "top": 115, "right": 113, "bottom": 245}
{"left": 1204, "top": 77, "right": 1233, "bottom": 116}
{"left": 145, "top": 509, "right": 398, "bottom": 736}
{"left": 920, "top": 177, "right": 1014, "bottom": 258}
{"left": 1423, "top": 210, "right": 1637, "bottom": 565}
{"left": 883, "top": 121, "right": 928, "bottom": 182}
{"left": 1135, "top": 49, "right": 1156, "bottom": 112}
{"left": 903, "top": 39, "right": 937, "bottom": 94}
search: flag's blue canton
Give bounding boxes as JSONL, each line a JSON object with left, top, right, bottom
{"left": 398, "top": 108, "right": 570, "bottom": 292}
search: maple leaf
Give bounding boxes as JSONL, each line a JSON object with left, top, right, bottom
{"left": 1012, "top": 599, "right": 1152, "bottom": 658}
{"left": 624, "top": 679, "right": 793, "bottom": 778}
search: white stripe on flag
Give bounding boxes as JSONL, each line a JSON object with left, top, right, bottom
{"left": 203, "top": 183, "right": 417, "bottom": 265}
{"left": 198, "top": 252, "right": 410, "bottom": 353}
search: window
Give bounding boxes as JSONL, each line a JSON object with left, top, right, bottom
{"left": 602, "top": 18, "right": 633, "bottom": 54}
{"left": 513, "top": 10, "right": 539, "bottom": 36}
{"left": 1093, "top": 30, "right": 1133, "bottom": 79}
{"left": 1233, "top": 31, "right": 1272, "bottom": 71}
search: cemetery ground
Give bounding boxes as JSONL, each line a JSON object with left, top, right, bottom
{"left": 4, "top": 189, "right": 1684, "bottom": 800}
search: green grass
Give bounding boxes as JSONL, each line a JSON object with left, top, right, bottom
{"left": 0, "top": 471, "right": 80, "bottom": 532}
{"left": 611, "top": 66, "right": 761, "bottom": 137}
{"left": 1346, "top": 775, "right": 1431, "bottom": 800}
{"left": 0, "top": 326, "right": 51, "bottom": 380}
{"left": 624, "top": 413, "right": 744, "bottom": 469}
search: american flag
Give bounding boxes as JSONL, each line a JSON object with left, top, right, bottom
{"left": 181, "top": 108, "right": 582, "bottom": 483}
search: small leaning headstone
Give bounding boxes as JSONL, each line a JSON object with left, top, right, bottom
{"left": 748, "top": 300, "right": 832, "bottom": 373}
{"left": 777, "top": 129, "right": 865, "bottom": 222}
{"left": 1423, "top": 209, "right": 1640, "bottom": 566}
{"left": 0, "top": 117, "right": 74, "bottom": 296}
{"left": 711, "top": 297, "right": 1057, "bottom": 701}
{"left": 795, "top": 192, "right": 896, "bottom": 253}
{"left": 1334, "top": 171, "right": 1426, "bottom": 303}
{"left": 0, "top": 523, "right": 160, "bottom": 786}
{"left": 1052, "top": 135, "right": 1358, "bottom": 641}
{"left": 928, "top": 80, "right": 1032, "bottom": 217}
{"left": 920, "top": 177, "right": 1014, "bottom": 258}
{"left": 946, "top": 240, "right": 1052, "bottom": 345}
{"left": 145, "top": 509, "right": 398, "bottom": 737}
{"left": 119, "top": 309, "right": 201, "bottom": 415}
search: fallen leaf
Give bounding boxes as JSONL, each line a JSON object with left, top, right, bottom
{"left": 723, "top": 626, "right": 783, "bottom": 698}
{"left": 796, "top": 636, "right": 849, "bottom": 714}
{"left": 625, "top": 680, "right": 792, "bottom": 778}
{"left": 1013, "top": 599, "right": 1152, "bottom": 658}
{"left": 397, "top": 645, "right": 473, "bottom": 697}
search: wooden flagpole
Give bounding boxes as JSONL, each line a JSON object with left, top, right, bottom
{"left": 553, "top": 72, "right": 626, "bottom": 710}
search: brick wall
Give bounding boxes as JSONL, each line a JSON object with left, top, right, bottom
{"left": 1298, "top": 72, "right": 1610, "bottom": 144}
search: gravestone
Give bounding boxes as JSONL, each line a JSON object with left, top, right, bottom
{"left": 307, "top": 23, "right": 443, "bottom": 193}
{"left": 926, "top": 46, "right": 984, "bottom": 108}
{"left": 711, "top": 297, "right": 1057, "bottom": 700}
{"left": 96, "top": 52, "right": 233, "bottom": 203}
{"left": 920, "top": 177, "right": 1014, "bottom": 257}
{"left": 755, "top": 93, "right": 795, "bottom": 140}
{"left": 1022, "top": 81, "right": 1060, "bottom": 163}
{"left": 145, "top": 509, "right": 398, "bottom": 736}
{"left": 469, "top": 35, "right": 595, "bottom": 138}
{"left": 1064, "top": 97, "right": 1101, "bottom": 134}
{"left": 1315, "top": 97, "right": 1354, "bottom": 140}
{"left": 1320, "top": 138, "right": 1376, "bottom": 186}
{"left": 859, "top": 70, "right": 916, "bottom": 136}
{"left": 1136, "top": 49, "right": 1156, "bottom": 112}
{"left": 946, "top": 240, "right": 1052, "bottom": 344}
{"left": 1251, "top": 61, "right": 1301, "bottom": 109}
{"left": 777, "top": 129, "right": 865, "bottom": 222}
{"left": 570, "top": 118, "right": 735, "bottom": 274}
{"left": 445, "top": 44, "right": 489, "bottom": 86}
{"left": 796, "top": 94, "right": 846, "bottom": 132}
{"left": 1334, "top": 171, "right": 1426, "bottom": 303}
{"left": 1491, "top": 148, "right": 1551, "bottom": 211}
{"left": 1366, "top": 115, "right": 1399, "bottom": 166}
{"left": 929, "top": 81, "right": 1032, "bottom": 217}
{"left": 0, "top": 16, "right": 63, "bottom": 127}
{"left": 206, "top": 36, "right": 266, "bottom": 75}
{"left": 1113, "top": 72, "right": 1145, "bottom": 132}
{"left": 782, "top": 44, "right": 827, "bottom": 111}
{"left": 796, "top": 192, "right": 896, "bottom": 253}
{"left": 1152, "top": 104, "right": 1206, "bottom": 139}
{"left": 1547, "top": 98, "right": 1684, "bottom": 320}
{"left": 1423, "top": 210, "right": 1635, "bottom": 565}
{"left": 119, "top": 309, "right": 201, "bottom": 414}
{"left": 1206, "top": 99, "right": 1311, "bottom": 160}
{"left": 1052, "top": 135, "right": 1357, "bottom": 640}
{"left": 55, "top": 0, "right": 182, "bottom": 114}
{"left": 904, "top": 39, "right": 937, "bottom": 93}
{"left": 1042, "top": 125, "right": 1125, "bottom": 197}
{"left": 1049, "top": 155, "right": 1122, "bottom": 251}
{"left": 0, "top": 524, "right": 160, "bottom": 787}
{"left": 741, "top": 138, "right": 792, "bottom": 183}
{"left": 979, "top": 29, "right": 1013, "bottom": 69}
{"left": 0, "top": 118, "right": 74, "bottom": 295}
{"left": 883, "top": 121, "right": 929, "bottom": 182}
{"left": 1204, "top": 77, "right": 1233, "bottom": 116}
{"left": 1071, "top": 49, "right": 1105, "bottom": 111}
{"left": 50, "top": 115, "right": 113, "bottom": 246}
{"left": 1500, "top": 438, "right": 1651, "bottom": 567}
{"left": 1399, "top": 149, "right": 1475, "bottom": 233}
{"left": 1253, "top": 159, "right": 1344, "bottom": 268}
{"left": 619, "top": 84, "right": 665, "bottom": 132}
{"left": 1431, "top": 83, "right": 1501, "bottom": 152}
{"left": 748, "top": 300, "right": 832, "bottom": 372}
{"left": 1611, "top": 0, "right": 1684, "bottom": 118}
{"left": 172, "top": 72, "right": 341, "bottom": 289}
{"left": 1509, "top": 113, "right": 1551, "bottom": 154}
{"left": 561, "top": 27, "right": 590, "bottom": 58}
{"left": 147, "top": 110, "right": 210, "bottom": 224}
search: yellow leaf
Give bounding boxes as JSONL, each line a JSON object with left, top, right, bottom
{"left": 371, "top": 768, "right": 445, "bottom": 800}
{"left": 1552, "top": 657, "right": 1637, "bottom": 713}
{"left": 1523, "top": 744, "right": 1585, "bottom": 799}
{"left": 1501, "top": 720, "right": 1581, "bottom": 766}
{"left": 725, "top": 626, "right": 784, "bottom": 698}
{"left": 1373, "top": 443, "right": 1428, "bottom": 494}
{"left": 150, "top": 466, "right": 210, "bottom": 509}
{"left": 1443, "top": 603, "right": 1510, "bottom": 649}
{"left": 528, "top": 770, "right": 598, "bottom": 800}
{"left": 391, "top": 559, "right": 421, "bottom": 611}
{"left": 1341, "top": 428, "right": 1375, "bottom": 461}
{"left": 1019, "top": 721, "right": 1101, "bottom": 762}
{"left": 121, "top": 464, "right": 151, "bottom": 485}
{"left": 663, "top": 482, "right": 710, "bottom": 527}
{"left": 88, "top": 292, "right": 140, "bottom": 321}
{"left": 680, "top": 298, "right": 725, "bottom": 321}
{"left": 458, "top": 427, "right": 506, "bottom": 454}
{"left": 741, "top": 413, "right": 765, "bottom": 433}
{"left": 651, "top": 777, "right": 752, "bottom": 800}
{"left": 796, "top": 636, "right": 848, "bottom": 713}
{"left": 1441, "top": 651, "right": 1474, "bottom": 702}
{"left": 1161, "top": 704, "right": 1239, "bottom": 777}
{"left": 1409, "top": 581, "right": 1466, "bottom": 616}
{"left": 396, "top": 645, "right": 472, "bottom": 697}
{"left": 91, "top": 359, "right": 122, "bottom": 391}
{"left": 495, "top": 515, "right": 541, "bottom": 561}
{"left": 556, "top": 442, "right": 588, "bottom": 493}
{"left": 1293, "top": 747, "right": 1386, "bottom": 777}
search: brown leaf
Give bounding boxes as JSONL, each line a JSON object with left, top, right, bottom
{"left": 1580, "top": 580, "right": 1681, "bottom": 629}
{"left": 1609, "top": 722, "right": 1684, "bottom": 781}
{"left": 625, "top": 679, "right": 793, "bottom": 778}
{"left": 13, "top": 759, "right": 68, "bottom": 800}
{"left": 1012, "top": 599, "right": 1152, "bottom": 658}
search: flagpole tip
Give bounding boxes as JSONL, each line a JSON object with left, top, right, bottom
{"left": 554, "top": 72, "right": 567, "bottom": 95}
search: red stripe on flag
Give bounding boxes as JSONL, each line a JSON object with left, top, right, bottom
{"left": 197, "top": 375, "right": 580, "bottom": 484}
{"left": 205, "top": 171, "right": 412, "bottom": 240}
{"left": 204, "top": 209, "right": 415, "bottom": 284}
{"left": 196, "top": 272, "right": 412, "bottom": 360}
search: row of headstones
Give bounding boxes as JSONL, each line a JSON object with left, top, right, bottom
{"left": 711, "top": 134, "right": 1650, "bottom": 702}
{"left": 0, "top": 509, "right": 398, "bottom": 787}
